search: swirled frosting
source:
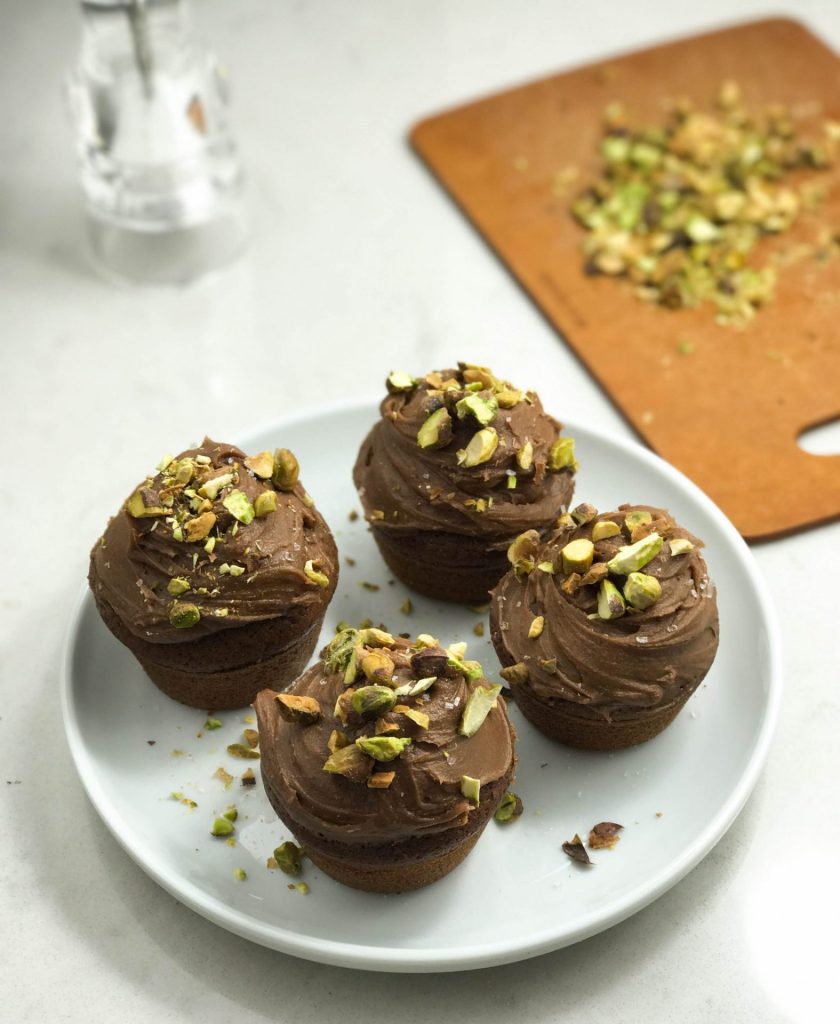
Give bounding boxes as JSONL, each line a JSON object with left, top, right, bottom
{"left": 491, "top": 505, "right": 719, "bottom": 722}
{"left": 254, "top": 632, "right": 514, "bottom": 843}
{"left": 89, "top": 439, "right": 337, "bottom": 643}
{"left": 353, "top": 364, "right": 576, "bottom": 543}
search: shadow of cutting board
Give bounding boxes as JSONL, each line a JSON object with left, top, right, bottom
{"left": 411, "top": 17, "right": 840, "bottom": 541}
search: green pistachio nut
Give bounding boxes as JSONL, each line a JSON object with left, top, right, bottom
{"left": 387, "top": 370, "right": 416, "bottom": 393}
{"left": 455, "top": 393, "right": 498, "bottom": 426}
{"left": 360, "top": 650, "right": 395, "bottom": 683}
{"left": 322, "top": 743, "right": 372, "bottom": 782}
{"left": 243, "top": 451, "right": 274, "bottom": 479}
{"left": 528, "top": 615, "right": 545, "bottom": 639}
{"left": 561, "top": 538, "right": 595, "bottom": 574}
{"left": 351, "top": 685, "right": 396, "bottom": 719}
{"left": 606, "top": 532, "right": 663, "bottom": 575}
{"left": 624, "top": 510, "right": 653, "bottom": 534}
{"left": 457, "top": 427, "right": 499, "bottom": 468}
{"left": 459, "top": 684, "right": 502, "bottom": 737}
{"left": 174, "top": 458, "right": 195, "bottom": 485}
{"left": 169, "top": 601, "right": 200, "bottom": 629}
{"left": 324, "top": 628, "right": 360, "bottom": 675}
{"left": 624, "top": 571, "right": 662, "bottom": 610}
{"left": 211, "top": 816, "right": 234, "bottom": 837}
{"left": 548, "top": 437, "right": 579, "bottom": 472}
{"left": 270, "top": 448, "right": 300, "bottom": 491}
{"left": 597, "top": 580, "right": 626, "bottom": 620}
{"left": 494, "top": 791, "right": 524, "bottom": 824}
{"left": 358, "top": 627, "right": 395, "bottom": 648}
{"left": 499, "top": 662, "right": 529, "bottom": 685}
{"left": 254, "top": 490, "right": 278, "bottom": 517}
{"left": 516, "top": 440, "right": 534, "bottom": 471}
{"left": 273, "top": 841, "right": 303, "bottom": 876}
{"left": 592, "top": 519, "right": 622, "bottom": 541}
{"left": 197, "top": 472, "right": 233, "bottom": 501}
{"left": 303, "top": 560, "right": 330, "bottom": 588}
{"left": 417, "top": 407, "right": 453, "bottom": 449}
{"left": 401, "top": 707, "right": 429, "bottom": 729}
{"left": 669, "top": 538, "right": 695, "bottom": 556}
{"left": 571, "top": 502, "right": 598, "bottom": 525}
{"left": 495, "top": 388, "right": 524, "bottom": 409}
{"left": 506, "top": 529, "right": 540, "bottom": 568}
{"left": 460, "top": 775, "right": 481, "bottom": 804}
{"left": 355, "top": 736, "right": 412, "bottom": 762}
{"left": 126, "top": 487, "right": 166, "bottom": 518}
{"left": 222, "top": 489, "right": 255, "bottom": 525}
{"left": 392, "top": 675, "right": 437, "bottom": 698}
{"left": 167, "top": 577, "right": 191, "bottom": 596}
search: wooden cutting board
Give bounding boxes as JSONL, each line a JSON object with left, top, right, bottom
{"left": 411, "top": 17, "right": 840, "bottom": 542}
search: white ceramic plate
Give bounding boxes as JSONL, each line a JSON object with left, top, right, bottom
{"left": 62, "top": 400, "right": 781, "bottom": 972}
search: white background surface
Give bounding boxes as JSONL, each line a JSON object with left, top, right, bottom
{"left": 1, "top": 0, "right": 837, "bottom": 1020}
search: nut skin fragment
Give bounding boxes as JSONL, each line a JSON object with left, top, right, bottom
{"left": 272, "top": 449, "right": 300, "bottom": 491}
{"left": 275, "top": 693, "right": 322, "bottom": 725}
{"left": 562, "top": 834, "right": 592, "bottom": 865}
{"left": 588, "top": 821, "right": 623, "bottom": 850}
{"left": 561, "top": 538, "right": 595, "bottom": 574}
{"left": 367, "top": 771, "right": 396, "bottom": 789}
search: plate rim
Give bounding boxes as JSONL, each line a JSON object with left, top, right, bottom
{"left": 61, "top": 396, "right": 783, "bottom": 972}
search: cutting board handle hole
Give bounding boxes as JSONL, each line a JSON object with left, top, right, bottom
{"left": 798, "top": 417, "right": 840, "bottom": 456}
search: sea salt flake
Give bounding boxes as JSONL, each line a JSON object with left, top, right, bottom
{"left": 635, "top": 635, "right": 649, "bottom": 644}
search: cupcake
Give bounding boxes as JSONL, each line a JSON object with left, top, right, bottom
{"left": 253, "top": 627, "right": 516, "bottom": 893}
{"left": 352, "top": 363, "right": 577, "bottom": 603}
{"left": 490, "top": 503, "right": 719, "bottom": 750}
{"left": 89, "top": 439, "right": 338, "bottom": 709}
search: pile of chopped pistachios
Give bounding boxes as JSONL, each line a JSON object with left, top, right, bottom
{"left": 572, "top": 81, "right": 839, "bottom": 323}
{"left": 126, "top": 446, "right": 329, "bottom": 630}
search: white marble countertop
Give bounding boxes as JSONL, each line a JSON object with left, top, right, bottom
{"left": 2, "top": 1, "right": 837, "bottom": 1020}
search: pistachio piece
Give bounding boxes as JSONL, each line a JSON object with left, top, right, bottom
{"left": 323, "top": 744, "right": 372, "bottom": 781}
{"left": 528, "top": 615, "right": 545, "bottom": 639}
{"left": 355, "top": 736, "right": 412, "bottom": 762}
{"left": 392, "top": 675, "right": 436, "bottom": 698}
{"left": 460, "top": 363, "right": 497, "bottom": 389}
{"left": 375, "top": 718, "right": 400, "bottom": 735}
{"left": 499, "top": 662, "right": 529, "bottom": 685}
{"left": 211, "top": 816, "right": 234, "bottom": 837}
{"left": 417, "top": 407, "right": 453, "bottom": 449}
{"left": 496, "top": 388, "right": 524, "bottom": 408}
{"left": 400, "top": 708, "right": 430, "bottom": 729}
{"left": 351, "top": 685, "right": 396, "bottom": 719}
{"left": 243, "top": 728, "right": 259, "bottom": 748}
{"left": 669, "top": 538, "right": 695, "bottom": 556}
{"left": 457, "top": 427, "right": 498, "bottom": 468}
{"left": 358, "top": 627, "right": 395, "bottom": 648}
{"left": 556, "top": 512, "right": 576, "bottom": 529}
{"left": 571, "top": 502, "right": 598, "bottom": 525}
{"left": 275, "top": 693, "right": 321, "bottom": 725}
{"left": 561, "top": 572, "right": 583, "bottom": 595}
{"left": 459, "top": 684, "right": 502, "bottom": 737}
{"left": 222, "top": 805, "right": 238, "bottom": 822}
{"left": 460, "top": 775, "right": 481, "bottom": 804}
{"left": 516, "top": 440, "right": 534, "bottom": 471}
{"left": 169, "top": 601, "right": 200, "bottom": 629}
{"left": 274, "top": 841, "right": 303, "bottom": 876}
{"left": 561, "top": 538, "right": 595, "bottom": 574}
{"left": 494, "top": 791, "right": 524, "bottom": 824}
{"left": 126, "top": 487, "right": 166, "bottom": 518}
{"left": 455, "top": 393, "right": 498, "bottom": 426}
{"left": 197, "top": 472, "right": 233, "bottom": 501}
{"left": 415, "top": 633, "right": 439, "bottom": 648}
{"left": 227, "top": 743, "right": 261, "bottom": 759}
{"left": 597, "top": 580, "right": 626, "bottom": 620}
{"left": 592, "top": 519, "right": 622, "bottom": 541}
{"left": 507, "top": 529, "right": 540, "bottom": 568}
{"left": 174, "top": 458, "right": 194, "bottom": 485}
{"left": 607, "top": 532, "right": 663, "bottom": 575}
{"left": 254, "top": 490, "right": 278, "bottom": 518}
{"left": 537, "top": 560, "right": 556, "bottom": 574}
{"left": 324, "top": 628, "right": 360, "bottom": 675}
{"left": 367, "top": 771, "right": 396, "bottom": 789}
{"left": 241, "top": 768, "right": 256, "bottom": 786}
{"left": 579, "top": 562, "right": 609, "bottom": 587}
{"left": 410, "top": 647, "right": 449, "bottom": 678}
{"left": 303, "top": 560, "right": 330, "bottom": 588}
{"left": 269, "top": 448, "right": 299, "bottom": 491}
{"left": 244, "top": 450, "right": 274, "bottom": 479}
{"left": 387, "top": 370, "right": 416, "bottom": 392}
{"left": 167, "top": 577, "right": 191, "bottom": 596}
{"left": 184, "top": 511, "right": 217, "bottom": 542}
{"left": 233, "top": 867, "right": 247, "bottom": 881}
{"left": 624, "top": 571, "right": 662, "bottom": 610}
{"left": 222, "top": 489, "right": 254, "bottom": 525}
{"left": 327, "top": 729, "right": 350, "bottom": 753}
{"left": 624, "top": 510, "right": 653, "bottom": 534}
{"left": 204, "top": 717, "right": 222, "bottom": 730}
{"left": 360, "top": 650, "right": 395, "bottom": 684}
{"left": 548, "top": 437, "right": 578, "bottom": 472}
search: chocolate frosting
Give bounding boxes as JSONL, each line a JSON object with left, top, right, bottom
{"left": 254, "top": 634, "right": 514, "bottom": 843}
{"left": 90, "top": 439, "right": 337, "bottom": 644}
{"left": 353, "top": 365, "right": 575, "bottom": 544}
{"left": 491, "top": 505, "right": 719, "bottom": 722}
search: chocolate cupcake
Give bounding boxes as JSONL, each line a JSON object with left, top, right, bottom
{"left": 490, "top": 503, "right": 719, "bottom": 750}
{"left": 353, "top": 363, "right": 577, "bottom": 602}
{"left": 254, "top": 628, "right": 516, "bottom": 893}
{"left": 89, "top": 439, "right": 338, "bottom": 710}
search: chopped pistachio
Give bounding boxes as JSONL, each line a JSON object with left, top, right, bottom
{"left": 592, "top": 519, "right": 622, "bottom": 541}
{"left": 669, "top": 537, "right": 695, "bottom": 556}
{"left": 271, "top": 449, "right": 300, "bottom": 491}
{"left": 495, "top": 791, "right": 524, "bottom": 824}
{"left": 571, "top": 502, "right": 597, "bottom": 525}
{"left": 459, "top": 684, "right": 502, "bottom": 737}
{"left": 607, "top": 532, "right": 663, "bottom": 574}
{"left": 507, "top": 529, "right": 540, "bottom": 569}
{"left": 274, "top": 841, "right": 303, "bottom": 876}
{"left": 624, "top": 571, "right": 662, "bottom": 610}
{"left": 295, "top": 882, "right": 310, "bottom": 895}
{"left": 496, "top": 388, "right": 524, "bottom": 408}
{"left": 211, "top": 816, "right": 234, "bottom": 837}
{"left": 417, "top": 407, "right": 453, "bottom": 449}
{"left": 460, "top": 775, "right": 481, "bottom": 804}
{"left": 516, "top": 440, "right": 534, "bottom": 471}
{"left": 360, "top": 650, "right": 395, "bottom": 685}
{"left": 624, "top": 510, "right": 653, "bottom": 534}
{"left": 222, "top": 489, "right": 254, "bottom": 525}
{"left": 167, "top": 577, "right": 191, "bottom": 596}
{"left": 233, "top": 867, "right": 247, "bottom": 881}
{"left": 244, "top": 451, "right": 274, "bottom": 479}
{"left": 561, "top": 538, "right": 595, "bottom": 574}
{"left": 254, "top": 490, "right": 278, "bottom": 517}
{"left": 457, "top": 427, "right": 498, "bottom": 468}
{"left": 227, "top": 743, "right": 260, "bottom": 759}
{"left": 303, "top": 560, "right": 330, "bottom": 587}
{"left": 241, "top": 768, "right": 256, "bottom": 786}
{"left": 328, "top": 729, "right": 350, "bottom": 753}
{"left": 222, "top": 805, "right": 238, "bottom": 822}
{"left": 528, "top": 615, "right": 545, "bottom": 639}
{"left": 387, "top": 370, "right": 416, "bottom": 392}
{"left": 579, "top": 562, "right": 609, "bottom": 587}
{"left": 556, "top": 512, "right": 576, "bottom": 529}
{"left": 499, "top": 662, "right": 529, "bottom": 685}
{"left": 126, "top": 488, "right": 166, "bottom": 518}
{"left": 275, "top": 693, "right": 321, "bottom": 725}
{"left": 400, "top": 707, "right": 430, "bottom": 730}
{"left": 455, "top": 393, "right": 498, "bottom": 426}
{"left": 400, "top": 598, "right": 413, "bottom": 615}
{"left": 204, "top": 536, "right": 217, "bottom": 554}
{"left": 204, "top": 717, "right": 222, "bottom": 730}
{"left": 506, "top": 473, "right": 517, "bottom": 490}
{"left": 156, "top": 453, "right": 174, "bottom": 472}
{"left": 537, "top": 560, "right": 556, "bottom": 574}
{"left": 367, "top": 771, "right": 396, "bottom": 789}
{"left": 355, "top": 736, "right": 412, "bottom": 761}
{"left": 323, "top": 743, "right": 373, "bottom": 781}
{"left": 197, "top": 472, "right": 233, "bottom": 501}
{"left": 598, "top": 579, "right": 626, "bottom": 620}
{"left": 447, "top": 641, "right": 468, "bottom": 660}
{"left": 213, "top": 766, "right": 234, "bottom": 788}
{"left": 351, "top": 685, "right": 396, "bottom": 719}
{"left": 548, "top": 437, "right": 578, "bottom": 472}
{"left": 185, "top": 511, "right": 217, "bottom": 542}
{"left": 169, "top": 601, "right": 200, "bottom": 629}
{"left": 392, "top": 676, "right": 437, "bottom": 698}
{"left": 473, "top": 621, "right": 485, "bottom": 637}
